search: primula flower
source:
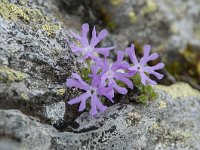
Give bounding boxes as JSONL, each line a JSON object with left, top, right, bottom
{"left": 126, "top": 44, "right": 164, "bottom": 85}
{"left": 70, "top": 23, "right": 115, "bottom": 60}
{"left": 97, "top": 51, "right": 133, "bottom": 94}
{"left": 66, "top": 65, "right": 114, "bottom": 117}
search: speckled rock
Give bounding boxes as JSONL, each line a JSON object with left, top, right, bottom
{"left": 0, "top": 109, "right": 57, "bottom": 150}
{"left": 1, "top": 0, "right": 200, "bottom": 150}
{"left": 0, "top": 83, "right": 200, "bottom": 150}
{"left": 88, "top": 0, "right": 200, "bottom": 51}
{"left": 50, "top": 83, "right": 200, "bottom": 150}
{"left": 0, "top": 0, "right": 84, "bottom": 125}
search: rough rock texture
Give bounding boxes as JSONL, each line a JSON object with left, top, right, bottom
{"left": 1, "top": 0, "right": 200, "bottom": 150}
{"left": 59, "top": 0, "right": 200, "bottom": 89}
{"left": 0, "top": 84, "right": 200, "bottom": 150}
{"left": 0, "top": 0, "right": 84, "bottom": 125}
{"left": 88, "top": 0, "right": 200, "bottom": 50}
{"left": 0, "top": 109, "right": 56, "bottom": 150}
{"left": 51, "top": 90, "right": 200, "bottom": 150}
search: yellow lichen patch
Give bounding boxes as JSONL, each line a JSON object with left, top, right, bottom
{"left": 170, "top": 23, "right": 180, "bottom": 34}
{"left": 149, "top": 122, "right": 192, "bottom": 142}
{"left": 155, "top": 82, "right": 200, "bottom": 99}
{"left": 0, "top": 0, "right": 50, "bottom": 24}
{"left": 197, "top": 62, "right": 200, "bottom": 76}
{"left": 41, "top": 23, "right": 61, "bottom": 37}
{"left": 128, "top": 11, "right": 137, "bottom": 23}
{"left": 126, "top": 112, "right": 141, "bottom": 126}
{"left": 158, "top": 100, "right": 167, "bottom": 109}
{"left": 149, "top": 122, "right": 159, "bottom": 131}
{"left": 109, "top": 0, "right": 123, "bottom": 6}
{"left": 0, "top": 65, "right": 27, "bottom": 82}
{"left": 141, "top": 0, "right": 157, "bottom": 15}
{"left": 176, "top": 131, "right": 192, "bottom": 139}
{"left": 20, "top": 93, "right": 29, "bottom": 101}
{"left": 57, "top": 88, "right": 65, "bottom": 96}
{"left": 194, "top": 24, "right": 200, "bottom": 40}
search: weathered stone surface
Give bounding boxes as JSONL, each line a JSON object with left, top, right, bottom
{"left": 58, "top": 0, "right": 200, "bottom": 88}
{"left": 0, "top": 109, "right": 56, "bottom": 150}
{"left": 1, "top": 0, "right": 200, "bottom": 150}
{"left": 50, "top": 89, "right": 200, "bottom": 150}
{"left": 0, "top": 0, "right": 84, "bottom": 124}
{"left": 1, "top": 86, "right": 199, "bottom": 150}
{"left": 88, "top": 0, "right": 200, "bottom": 50}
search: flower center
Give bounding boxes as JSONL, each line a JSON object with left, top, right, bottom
{"left": 83, "top": 46, "right": 93, "bottom": 55}
{"left": 90, "top": 87, "right": 97, "bottom": 95}
{"left": 106, "top": 70, "right": 114, "bottom": 79}
{"left": 137, "top": 64, "right": 143, "bottom": 71}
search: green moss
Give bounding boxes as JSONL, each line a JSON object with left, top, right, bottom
{"left": 0, "top": 65, "right": 27, "bottom": 82}
{"left": 78, "top": 67, "right": 92, "bottom": 83}
{"left": 132, "top": 74, "right": 158, "bottom": 104}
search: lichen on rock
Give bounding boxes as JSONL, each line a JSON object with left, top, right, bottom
{"left": 0, "top": 0, "right": 84, "bottom": 126}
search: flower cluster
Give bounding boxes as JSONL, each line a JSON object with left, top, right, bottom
{"left": 66, "top": 23, "right": 164, "bottom": 117}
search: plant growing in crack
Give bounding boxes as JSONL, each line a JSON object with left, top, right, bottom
{"left": 66, "top": 23, "right": 164, "bottom": 117}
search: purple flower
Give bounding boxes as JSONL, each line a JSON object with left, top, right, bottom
{"left": 70, "top": 23, "right": 115, "bottom": 60}
{"left": 66, "top": 65, "right": 114, "bottom": 117}
{"left": 97, "top": 51, "right": 133, "bottom": 94}
{"left": 126, "top": 44, "right": 164, "bottom": 85}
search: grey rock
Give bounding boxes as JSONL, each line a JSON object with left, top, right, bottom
{"left": 61, "top": 0, "right": 200, "bottom": 52}
{"left": 0, "top": 0, "right": 84, "bottom": 124}
{"left": 51, "top": 90, "right": 200, "bottom": 150}
{"left": 0, "top": 109, "right": 57, "bottom": 150}
{"left": 0, "top": 89, "right": 200, "bottom": 150}
{"left": 43, "top": 101, "right": 66, "bottom": 124}
{"left": 89, "top": 0, "right": 200, "bottom": 51}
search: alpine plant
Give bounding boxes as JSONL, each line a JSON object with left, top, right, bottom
{"left": 66, "top": 23, "right": 165, "bottom": 117}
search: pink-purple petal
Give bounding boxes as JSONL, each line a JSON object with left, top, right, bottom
{"left": 70, "top": 31, "right": 82, "bottom": 41}
{"left": 78, "top": 92, "right": 91, "bottom": 111}
{"left": 82, "top": 23, "right": 89, "bottom": 37}
{"left": 143, "top": 45, "right": 151, "bottom": 55}
{"left": 71, "top": 73, "right": 90, "bottom": 90}
{"left": 114, "top": 72, "right": 133, "bottom": 89}
{"left": 139, "top": 72, "right": 157, "bottom": 85}
{"left": 81, "top": 23, "right": 89, "bottom": 46}
{"left": 100, "top": 73, "right": 108, "bottom": 87}
{"left": 97, "top": 29, "right": 108, "bottom": 41}
{"left": 146, "top": 53, "right": 159, "bottom": 62}
{"left": 116, "top": 50, "right": 124, "bottom": 62}
{"left": 126, "top": 44, "right": 139, "bottom": 65}
{"left": 89, "top": 94, "right": 98, "bottom": 117}
{"left": 90, "top": 26, "right": 98, "bottom": 47}
{"left": 145, "top": 70, "right": 164, "bottom": 79}
{"left": 70, "top": 44, "right": 85, "bottom": 52}
{"left": 95, "top": 95, "right": 107, "bottom": 112}
{"left": 66, "top": 79, "right": 89, "bottom": 90}
{"left": 94, "top": 46, "right": 114, "bottom": 57}
{"left": 68, "top": 92, "right": 90, "bottom": 105}
{"left": 114, "top": 84, "right": 127, "bottom": 94}
{"left": 144, "top": 63, "right": 164, "bottom": 71}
